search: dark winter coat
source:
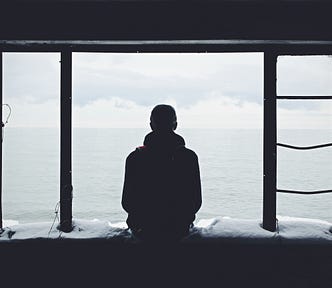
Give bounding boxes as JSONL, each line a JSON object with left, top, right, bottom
{"left": 122, "top": 131, "right": 202, "bottom": 240}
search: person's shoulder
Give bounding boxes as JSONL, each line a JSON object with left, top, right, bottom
{"left": 126, "top": 149, "right": 138, "bottom": 161}
{"left": 178, "top": 146, "right": 198, "bottom": 160}
{"left": 126, "top": 146, "right": 148, "bottom": 161}
{"left": 136, "top": 145, "right": 147, "bottom": 152}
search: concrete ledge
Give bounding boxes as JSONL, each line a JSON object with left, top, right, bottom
{"left": 0, "top": 217, "right": 330, "bottom": 286}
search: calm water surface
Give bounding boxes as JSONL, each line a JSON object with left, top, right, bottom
{"left": 2, "top": 128, "right": 332, "bottom": 224}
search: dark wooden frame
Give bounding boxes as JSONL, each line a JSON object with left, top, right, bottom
{"left": 0, "top": 53, "right": 2, "bottom": 231}
{"left": 60, "top": 51, "right": 73, "bottom": 232}
{"left": 0, "top": 40, "right": 331, "bottom": 232}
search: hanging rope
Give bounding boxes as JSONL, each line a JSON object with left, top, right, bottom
{"left": 48, "top": 201, "right": 63, "bottom": 238}
{"left": 2, "top": 104, "right": 12, "bottom": 126}
{"left": 2, "top": 104, "right": 12, "bottom": 142}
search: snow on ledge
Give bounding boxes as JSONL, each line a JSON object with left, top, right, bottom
{"left": 0, "top": 216, "right": 331, "bottom": 244}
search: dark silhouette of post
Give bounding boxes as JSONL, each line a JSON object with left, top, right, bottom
{"left": 60, "top": 51, "right": 73, "bottom": 232}
{"left": 263, "top": 51, "right": 277, "bottom": 232}
{"left": 0, "top": 52, "right": 2, "bottom": 231}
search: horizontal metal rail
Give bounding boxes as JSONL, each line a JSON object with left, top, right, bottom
{"left": 277, "top": 142, "right": 332, "bottom": 194}
{"left": 1, "top": 40, "right": 332, "bottom": 47}
{"left": 277, "top": 96, "right": 332, "bottom": 100}
{"left": 0, "top": 40, "right": 331, "bottom": 54}
{"left": 277, "top": 143, "right": 332, "bottom": 150}
{"left": 277, "top": 189, "right": 332, "bottom": 195}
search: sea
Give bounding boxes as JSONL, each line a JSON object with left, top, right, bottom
{"left": 2, "top": 128, "right": 332, "bottom": 224}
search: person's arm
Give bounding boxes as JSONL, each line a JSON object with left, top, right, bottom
{"left": 192, "top": 153, "right": 202, "bottom": 214}
{"left": 121, "top": 152, "right": 136, "bottom": 213}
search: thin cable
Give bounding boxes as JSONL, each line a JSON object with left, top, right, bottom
{"left": 275, "top": 218, "right": 283, "bottom": 244}
{"left": 276, "top": 218, "right": 280, "bottom": 235}
{"left": 48, "top": 201, "right": 60, "bottom": 238}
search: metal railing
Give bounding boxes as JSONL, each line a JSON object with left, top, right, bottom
{"left": 277, "top": 142, "right": 332, "bottom": 150}
{"left": 276, "top": 141, "right": 332, "bottom": 195}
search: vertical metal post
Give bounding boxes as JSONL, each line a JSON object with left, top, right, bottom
{"left": 60, "top": 50, "right": 73, "bottom": 232}
{"left": 263, "top": 51, "right": 277, "bottom": 232}
{"left": 0, "top": 52, "right": 3, "bottom": 231}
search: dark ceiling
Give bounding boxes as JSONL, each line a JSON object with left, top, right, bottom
{"left": 1, "top": 1, "right": 332, "bottom": 41}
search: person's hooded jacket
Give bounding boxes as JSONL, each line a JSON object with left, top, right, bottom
{"left": 122, "top": 131, "right": 202, "bottom": 239}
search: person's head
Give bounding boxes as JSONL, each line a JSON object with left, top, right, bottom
{"left": 150, "top": 104, "right": 177, "bottom": 132}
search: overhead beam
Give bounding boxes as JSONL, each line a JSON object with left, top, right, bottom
{"left": 0, "top": 40, "right": 332, "bottom": 54}
{"left": 2, "top": 2, "right": 332, "bottom": 41}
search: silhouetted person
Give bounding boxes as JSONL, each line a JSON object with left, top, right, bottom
{"left": 122, "top": 104, "right": 202, "bottom": 241}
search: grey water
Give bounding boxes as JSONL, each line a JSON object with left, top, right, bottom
{"left": 2, "top": 128, "right": 332, "bottom": 224}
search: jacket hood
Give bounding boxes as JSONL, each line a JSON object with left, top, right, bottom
{"left": 143, "top": 131, "right": 185, "bottom": 152}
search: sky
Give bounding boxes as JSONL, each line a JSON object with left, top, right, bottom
{"left": 2, "top": 52, "right": 332, "bottom": 129}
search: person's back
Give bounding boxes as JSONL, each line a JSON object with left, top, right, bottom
{"left": 122, "top": 105, "right": 202, "bottom": 241}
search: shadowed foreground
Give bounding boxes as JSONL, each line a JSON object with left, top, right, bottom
{"left": 0, "top": 239, "right": 331, "bottom": 288}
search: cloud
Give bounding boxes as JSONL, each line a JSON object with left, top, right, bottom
{"left": 177, "top": 96, "right": 263, "bottom": 129}
{"left": 278, "top": 55, "right": 332, "bottom": 96}
{"left": 278, "top": 102, "right": 332, "bottom": 129}
{"left": 5, "top": 52, "right": 331, "bottom": 111}
{"left": 71, "top": 95, "right": 332, "bottom": 129}
{"left": 4, "top": 98, "right": 59, "bottom": 128}
{"left": 3, "top": 53, "right": 332, "bottom": 129}
{"left": 73, "top": 98, "right": 151, "bottom": 128}
{"left": 5, "top": 94, "right": 331, "bottom": 130}
{"left": 72, "top": 95, "right": 263, "bottom": 129}
{"left": 3, "top": 53, "right": 60, "bottom": 103}
{"left": 72, "top": 53, "right": 263, "bottom": 107}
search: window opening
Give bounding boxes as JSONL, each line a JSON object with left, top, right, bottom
{"left": 72, "top": 52, "right": 264, "bottom": 222}
{"left": 0, "top": 45, "right": 331, "bottom": 233}
{"left": 2, "top": 52, "right": 60, "bottom": 225}
{"left": 276, "top": 55, "right": 332, "bottom": 223}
